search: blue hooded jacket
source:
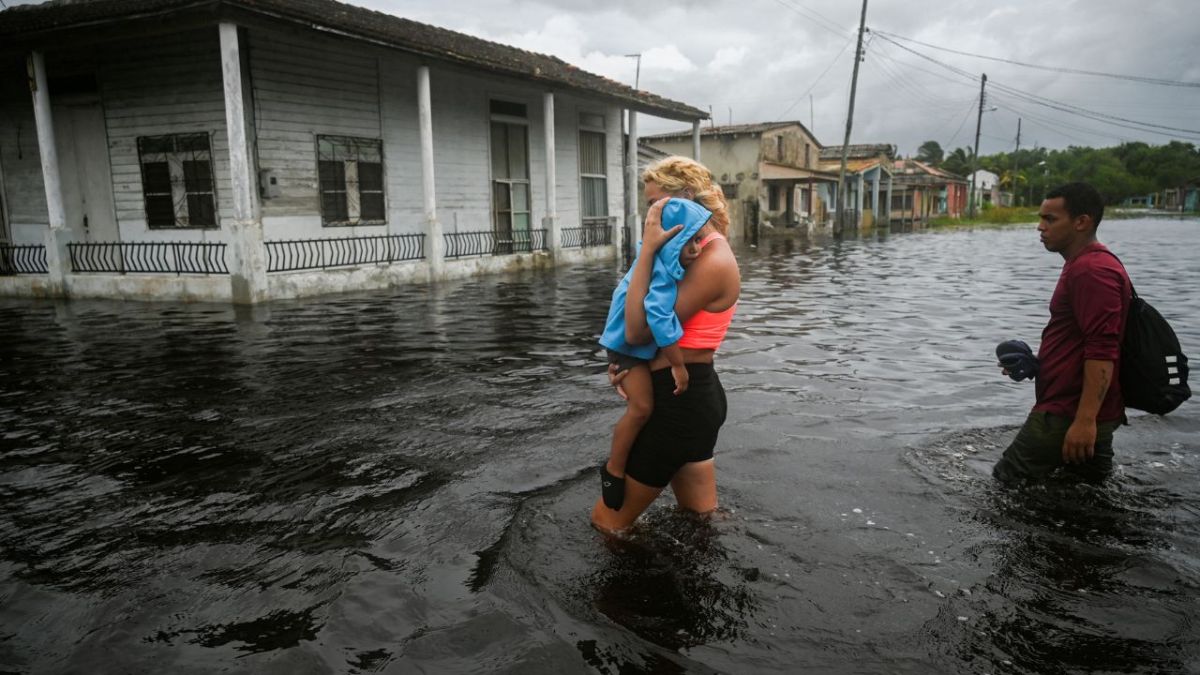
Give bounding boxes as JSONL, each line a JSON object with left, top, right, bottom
{"left": 599, "top": 198, "right": 713, "bottom": 359}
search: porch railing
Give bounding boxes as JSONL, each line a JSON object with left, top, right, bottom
{"left": 0, "top": 244, "right": 49, "bottom": 275}
{"left": 444, "top": 229, "right": 547, "bottom": 259}
{"left": 265, "top": 234, "right": 425, "bottom": 273}
{"left": 562, "top": 219, "right": 613, "bottom": 248}
{"left": 68, "top": 241, "right": 229, "bottom": 275}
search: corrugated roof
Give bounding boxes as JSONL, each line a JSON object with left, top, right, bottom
{"left": 642, "top": 120, "right": 819, "bottom": 143}
{"left": 819, "top": 144, "right": 897, "bottom": 161}
{"left": 892, "top": 158, "right": 968, "bottom": 181}
{"left": 0, "top": 0, "right": 706, "bottom": 121}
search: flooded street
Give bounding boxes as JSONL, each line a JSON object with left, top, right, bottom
{"left": 2, "top": 218, "right": 1198, "bottom": 674}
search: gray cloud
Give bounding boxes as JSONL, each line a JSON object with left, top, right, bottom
{"left": 7, "top": 0, "right": 1198, "bottom": 155}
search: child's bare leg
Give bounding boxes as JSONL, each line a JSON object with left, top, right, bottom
{"left": 601, "top": 364, "right": 654, "bottom": 511}
{"left": 607, "top": 364, "right": 654, "bottom": 477}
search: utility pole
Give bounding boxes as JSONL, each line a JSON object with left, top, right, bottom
{"left": 623, "top": 53, "right": 641, "bottom": 267}
{"left": 968, "top": 72, "right": 987, "bottom": 219}
{"left": 836, "top": 0, "right": 868, "bottom": 234}
{"left": 1011, "top": 117, "right": 1021, "bottom": 206}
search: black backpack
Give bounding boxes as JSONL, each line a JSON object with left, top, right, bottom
{"left": 1099, "top": 250, "right": 1191, "bottom": 415}
{"left": 1121, "top": 287, "right": 1190, "bottom": 415}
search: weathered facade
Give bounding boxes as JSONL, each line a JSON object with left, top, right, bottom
{"left": 817, "top": 144, "right": 896, "bottom": 229}
{"left": 642, "top": 122, "right": 837, "bottom": 241}
{"left": 0, "top": 0, "right": 706, "bottom": 302}
{"left": 889, "top": 159, "right": 969, "bottom": 224}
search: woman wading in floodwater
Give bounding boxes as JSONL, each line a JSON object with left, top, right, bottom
{"left": 591, "top": 156, "right": 740, "bottom": 533}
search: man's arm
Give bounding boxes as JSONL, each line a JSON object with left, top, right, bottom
{"left": 1062, "top": 359, "right": 1114, "bottom": 463}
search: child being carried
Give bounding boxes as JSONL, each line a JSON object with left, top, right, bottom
{"left": 597, "top": 197, "right": 714, "bottom": 510}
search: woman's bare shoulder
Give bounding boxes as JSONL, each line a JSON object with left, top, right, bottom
{"left": 700, "top": 239, "right": 739, "bottom": 275}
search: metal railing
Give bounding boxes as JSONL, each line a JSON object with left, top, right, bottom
{"left": 562, "top": 219, "right": 613, "bottom": 248}
{"left": 444, "top": 229, "right": 547, "bottom": 259}
{"left": 0, "top": 244, "right": 49, "bottom": 275}
{"left": 265, "top": 233, "right": 425, "bottom": 273}
{"left": 68, "top": 241, "right": 229, "bottom": 275}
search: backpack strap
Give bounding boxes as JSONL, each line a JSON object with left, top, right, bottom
{"left": 1091, "top": 247, "right": 1138, "bottom": 301}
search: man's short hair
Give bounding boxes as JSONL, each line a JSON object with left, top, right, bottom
{"left": 1045, "top": 182, "right": 1104, "bottom": 228}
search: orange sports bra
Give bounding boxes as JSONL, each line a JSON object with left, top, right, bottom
{"left": 677, "top": 233, "right": 736, "bottom": 351}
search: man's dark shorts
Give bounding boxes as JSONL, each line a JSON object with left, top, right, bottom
{"left": 992, "top": 411, "right": 1120, "bottom": 483}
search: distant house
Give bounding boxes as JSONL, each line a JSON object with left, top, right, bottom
{"left": 818, "top": 144, "right": 896, "bottom": 229}
{"left": 0, "top": 0, "right": 706, "bottom": 302}
{"left": 641, "top": 121, "right": 837, "bottom": 240}
{"left": 1160, "top": 180, "right": 1200, "bottom": 213}
{"left": 890, "top": 159, "right": 969, "bottom": 223}
{"left": 969, "top": 169, "right": 1006, "bottom": 209}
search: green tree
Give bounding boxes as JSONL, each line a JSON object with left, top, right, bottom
{"left": 916, "top": 140, "right": 944, "bottom": 165}
{"left": 942, "top": 147, "right": 973, "bottom": 176}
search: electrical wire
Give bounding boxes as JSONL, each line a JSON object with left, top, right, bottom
{"left": 872, "top": 32, "right": 1200, "bottom": 140}
{"left": 769, "top": 0, "right": 853, "bottom": 39}
{"left": 774, "top": 34, "right": 855, "bottom": 120}
{"left": 873, "top": 30, "right": 1200, "bottom": 89}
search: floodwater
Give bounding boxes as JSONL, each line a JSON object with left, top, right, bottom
{"left": 1, "top": 217, "right": 1198, "bottom": 674}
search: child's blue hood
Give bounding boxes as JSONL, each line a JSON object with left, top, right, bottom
{"left": 598, "top": 198, "right": 714, "bottom": 358}
{"left": 655, "top": 198, "right": 713, "bottom": 277}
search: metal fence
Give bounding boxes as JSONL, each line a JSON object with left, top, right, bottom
{"left": 265, "top": 234, "right": 425, "bottom": 273}
{"left": 68, "top": 241, "right": 229, "bottom": 275}
{"left": 0, "top": 244, "right": 49, "bottom": 275}
{"left": 444, "top": 229, "right": 547, "bottom": 259}
{"left": 562, "top": 219, "right": 613, "bottom": 248}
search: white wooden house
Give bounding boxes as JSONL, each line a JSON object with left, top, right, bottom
{"left": 0, "top": 0, "right": 707, "bottom": 303}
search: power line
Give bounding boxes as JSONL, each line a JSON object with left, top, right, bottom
{"left": 872, "top": 32, "right": 1200, "bottom": 140}
{"left": 769, "top": 0, "right": 853, "bottom": 39}
{"left": 873, "top": 30, "right": 1200, "bottom": 89}
{"left": 774, "top": 34, "right": 855, "bottom": 120}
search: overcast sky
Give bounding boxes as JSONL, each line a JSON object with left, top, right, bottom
{"left": 9, "top": 0, "right": 1200, "bottom": 156}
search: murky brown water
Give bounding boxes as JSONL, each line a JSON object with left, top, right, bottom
{"left": 2, "top": 218, "right": 1198, "bottom": 674}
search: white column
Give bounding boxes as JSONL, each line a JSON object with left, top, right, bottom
{"left": 624, "top": 109, "right": 639, "bottom": 263}
{"left": 418, "top": 66, "right": 443, "bottom": 279}
{"left": 29, "top": 51, "right": 70, "bottom": 294}
{"left": 856, "top": 172, "right": 865, "bottom": 229}
{"left": 885, "top": 174, "right": 893, "bottom": 224}
{"left": 871, "top": 170, "right": 881, "bottom": 227}
{"left": 692, "top": 120, "right": 701, "bottom": 161}
{"left": 219, "top": 23, "right": 268, "bottom": 304}
{"left": 542, "top": 91, "right": 560, "bottom": 256}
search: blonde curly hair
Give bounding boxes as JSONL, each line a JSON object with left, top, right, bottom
{"left": 641, "top": 156, "right": 730, "bottom": 236}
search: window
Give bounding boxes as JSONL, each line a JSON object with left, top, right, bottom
{"left": 805, "top": 143, "right": 811, "bottom": 168}
{"left": 768, "top": 184, "right": 779, "bottom": 211}
{"left": 317, "top": 136, "right": 385, "bottom": 226}
{"left": 721, "top": 182, "right": 738, "bottom": 199}
{"left": 776, "top": 135, "right": 785, "bottom": 161}
{"left": 137, "top": 133, "right": 217, "bottom": 229}
{"left": 490, "top": 100, "right": 531, "bottom": 248}
{"left": 579, "top": 127, "right": 607, "bottom": 226}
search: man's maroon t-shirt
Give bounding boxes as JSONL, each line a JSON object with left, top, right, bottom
{"left": 1033, "top": 242, "right": 1131, "bottom": 422}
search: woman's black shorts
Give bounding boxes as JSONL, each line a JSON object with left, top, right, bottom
{"left": 625, "top": 362, "right": 728, "bottom": 488}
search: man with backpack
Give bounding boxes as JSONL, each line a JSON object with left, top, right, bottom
{"left": 993, "top": 182, "right": 1133, "bottom": 482}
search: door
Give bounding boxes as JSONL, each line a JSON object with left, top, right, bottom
{"left": 53, "top": 102, "right": 119, "bottom": 242}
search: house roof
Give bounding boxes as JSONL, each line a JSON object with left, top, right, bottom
{"left": 893, "top": 159, "right": 968, "bottom": 182}
{"left": 819, "top": 144, "right": 897, "bottom": 161}
{"left": 0, "top": 0, "right": 706, "bottom": 121}
{"left": 818, "top": 157, "right": 890, "bottom": 175}
{"left": 642, "top": 120, "right": 820, "bottom": 143}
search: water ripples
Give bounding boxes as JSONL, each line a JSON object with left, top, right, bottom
{"left": 1, "top": 218, "right": 1198, "bottom": 673}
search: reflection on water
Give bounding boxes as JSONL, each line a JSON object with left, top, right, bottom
{"left": 1, "top": 218, "right": 1198, "bottom": 673}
